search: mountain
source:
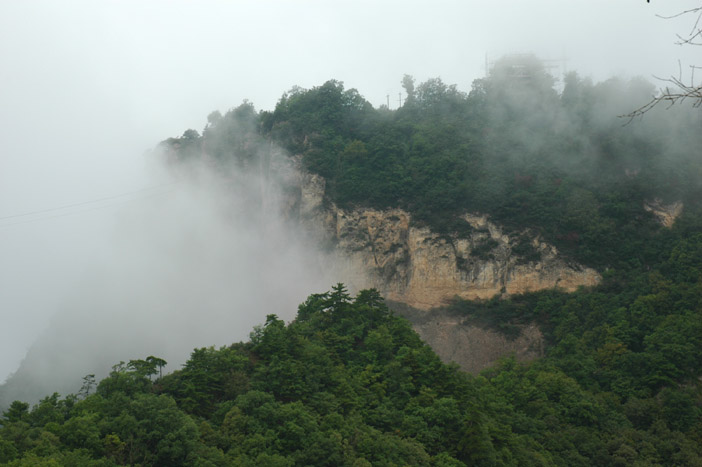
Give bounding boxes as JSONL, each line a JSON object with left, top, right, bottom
{"left": 2, "top": 60, "right": 702, "bottom": 464}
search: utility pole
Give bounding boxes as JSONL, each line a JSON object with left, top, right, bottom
{"left": 386, "top": 94, "right": 390, "bottom": 109}
{"left": 398, "top": 92, "right": 402, "bottom": 107}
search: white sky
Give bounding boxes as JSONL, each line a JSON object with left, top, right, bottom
{"left": 1, "top": 0, "right": 700, "bottom": 382}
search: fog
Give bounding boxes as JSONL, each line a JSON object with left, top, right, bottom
{"left": 1, "top": 0, "right": 700, "bottom": 396}
{"left": 0, "top": 150, "right": 345, "bottom": 404}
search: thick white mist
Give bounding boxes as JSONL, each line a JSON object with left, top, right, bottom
{"left": 0, "top": 153, "right": 340, "bottom": 405}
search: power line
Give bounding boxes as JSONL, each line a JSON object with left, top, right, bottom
{"left": 0, "top": 191, "right": 172, "bottom": 229}
{"left": 0, "top": 184, "right": 175, "bottom": 221}
{"left": 0, "top": 183, "right": 174, "bottom": 230}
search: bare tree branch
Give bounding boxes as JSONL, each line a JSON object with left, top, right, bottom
{"left": 623, "top": 5, "right": 702, "bottom": 121}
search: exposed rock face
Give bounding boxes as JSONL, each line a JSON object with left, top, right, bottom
{"left": 294, "top": 171, "right": 600, "bottom": 311}
{"left": 644, "top": 199, "right": 683, "bottom": 228}
{"left": 290, "top": 168, "right": 600, "bottom": 372}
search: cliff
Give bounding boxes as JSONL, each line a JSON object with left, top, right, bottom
{"left": 296, "top": 171, "right": 600, "bottom": 311}
{"left": 291, "top": 170, "right": 600, "bottom": 372}
{"left": 644, "top": 198, "right": 683, "bottom": 228}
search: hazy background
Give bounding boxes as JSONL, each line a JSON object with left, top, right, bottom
{"left": 1, "top": 0, "right": 699, "bottom": 384}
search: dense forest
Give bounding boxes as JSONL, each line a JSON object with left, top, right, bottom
{"left": 2, "top": 56, "right": 702, "bottom": 465}
{"left": 1, "top": 280, "right": 700, "bottom": 465}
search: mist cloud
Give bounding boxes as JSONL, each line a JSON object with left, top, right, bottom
{"left": 0, "top": 148, "right": 341, "bottom": 406}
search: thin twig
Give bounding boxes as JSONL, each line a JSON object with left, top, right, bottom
{"left": 622, "top": 4, "right": 702, "bottom": 121}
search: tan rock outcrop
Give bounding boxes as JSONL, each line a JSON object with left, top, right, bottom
{"left": 329, "top": 208, "right": 599, "bottom": 309}
{"left": 644, "top": 198, "right": 683, "bottom": 228}
{"left": 300, "top": 174, "right": 600, "bottom": 310}
{"left": 293, "top": 171, "right": 600, "bottom": 310}
{"left": 290, "top": 166, "right": 600, "bottom": 372}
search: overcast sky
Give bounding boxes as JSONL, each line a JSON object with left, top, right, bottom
{"left": 1, "top": 0, "right": 699, "bottom": 382}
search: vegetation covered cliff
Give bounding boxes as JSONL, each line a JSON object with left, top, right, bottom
{"left": 165, "top": 56, "right": 702, "bottom": 278}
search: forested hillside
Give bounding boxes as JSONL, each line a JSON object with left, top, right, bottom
{"left": 3, "top": 58, "right": 702, "bottom": 465}
{"left": 167, "top": 57, "right": 702, "bottom": 273}
{"left": 1, "top": 281, "right": 700, "bottom": 465}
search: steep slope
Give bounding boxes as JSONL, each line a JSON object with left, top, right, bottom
{"left": 390, "top": 301, "right": 545, "bottom": 373}
{"left": 290, "top": 168, "right": 599, "bottom": 372}
{"left": 295, "top": 170, "right": 600, "bottom": 310}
